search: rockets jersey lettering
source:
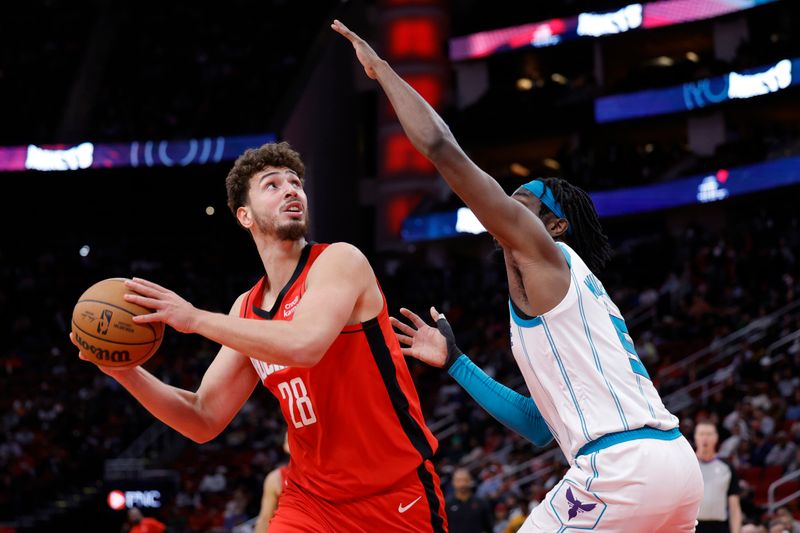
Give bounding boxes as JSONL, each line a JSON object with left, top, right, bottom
{"left": 240, "top": 243, "right": 438, "bottom": 501}
{"left": 509, "top": 242, "right": 678, "bottom": 460}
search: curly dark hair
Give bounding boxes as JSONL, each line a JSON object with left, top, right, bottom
{"left": 225, "top": 142, "right": 306, "bottom": 217}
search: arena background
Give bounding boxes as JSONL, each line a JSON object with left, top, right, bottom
{"left": 2, "top": 0, "right": 799, "bottom": 531}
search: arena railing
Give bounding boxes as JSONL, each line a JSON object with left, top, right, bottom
{"left": 768, "top": 469, "right": 800, "bottom": 513}
{"left": 657, "top": 299, "right": 800, "bottom": 381}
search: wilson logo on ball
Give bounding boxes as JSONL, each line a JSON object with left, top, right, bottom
{"left": 72, "top": 278, "right": 165, "bottom": 369}
{"left": 74, "top": 331, "right": 131, "bottom": 363}
{"left": 98, "top": 309, "right": 113, "bottom": 335}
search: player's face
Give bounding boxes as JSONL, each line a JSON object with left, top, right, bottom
{"left": 511, "top": 188, "right": 542, "bottom": 217}
{"left": 512, "top": 187, "right": 564, "bottom": 236}
{"left": 694, "top": 424, "right": 718, "bottom": 452}
{"left": 248, "top": 166, "right": 308, "bottom": 240}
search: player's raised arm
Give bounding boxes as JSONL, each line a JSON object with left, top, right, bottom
{"left": 331, "top": 19, "right": 561, "bottom": 262}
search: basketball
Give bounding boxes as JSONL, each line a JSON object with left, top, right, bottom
{"left": 71, "top": 278, "right": 165, "bottom": 369}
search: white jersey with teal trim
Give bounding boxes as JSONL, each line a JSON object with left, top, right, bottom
{"left": 509, "top": 242, "right": 678, "bottom": 461}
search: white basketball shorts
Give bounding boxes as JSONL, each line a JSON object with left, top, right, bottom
{"left": 520, "top": 432, "right": 704, "bottom": 532}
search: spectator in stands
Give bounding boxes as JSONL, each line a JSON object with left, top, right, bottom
{"left": 725, "top": 403, "right": 753, "bottom": 441}
{"left": 786, "top": 448, "right": 800, "bottom": 473}
{"left": 695, "top": 421, "right": 743, "bottom": 533}
{"left": 774, "top": 507, "right": 800, "bottom": 533}
{"left": 786, "top": 390, "right": 800, "bottom": 422}
{"left": 719, "top": 424, "right": 745, "bottom": 460}
{"left": 768, "top": 519, "right": 791, "bottom": 533}
{"left": 753, "top": 406, "right": 777, "bottom": 437}
{"left": 776, "top": 368, "right": 797, "bottom": 399}
{"left": 734, "top": 438, "right": 755, "bottom": 470}
{"left": 174, "top": 477, "right": 201, "bottom": 510}
{"left": 502, "top": 499, "right": 532, "bottom": 533}
{"left": 766, "top": 431, "right": 798, "bottom": 469}
{"left": 199, "top": 465, "right": 228, "bottom": 493}
{"left": 750, "top": 431, "right": 775, "bottom": 467}
{"left": 750, "top": 384, "right": 773, "bottom": 412}
{"left": 492, "top": 501, "right": 509, "bottom": 533}
{"left": 222, "top": 486, "right": 250, "bottom": 531}
{"left": 446, "top": 467, "right": 494, "bottom": 533}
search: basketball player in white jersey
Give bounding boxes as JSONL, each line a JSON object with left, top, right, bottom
{"left": 333, "top": 20, "right": 704, "bottom": 532}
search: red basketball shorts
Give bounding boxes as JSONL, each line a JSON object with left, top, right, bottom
{"left": 268, "top": 460, "right": 448, "bottom": 532}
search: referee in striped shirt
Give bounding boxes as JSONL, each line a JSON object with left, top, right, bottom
{"left": 695, "top": 421, "right": 742, "bottom": 533}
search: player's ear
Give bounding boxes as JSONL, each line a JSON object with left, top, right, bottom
{"left": 542, "top": 214, "right": 568, "bottom": 238}
{"left": 550, "top": 217, "right": 570, "bottom": 238}
{"left": 237, "top": 205, "right": 253, "bottom": 229}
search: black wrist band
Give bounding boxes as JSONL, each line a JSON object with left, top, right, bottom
{"left": 436, "top": 317, "right": 462, "bottom": 371}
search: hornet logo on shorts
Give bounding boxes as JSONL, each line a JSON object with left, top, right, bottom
{"left": 97, "top": 309, "right": 113, "bottom": 335}
{"left": 550, "top": 481, "right": 605, "bottom": 528}
{"left": 566, "top": 487, "right": 597, "bottom": 520}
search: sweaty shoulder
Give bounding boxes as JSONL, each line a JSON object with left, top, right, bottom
{"left": 310, "top": 242, "right": 382, "bottom": 323}
{"left": 313, "top": 242, "right": 372, "bottom": 275}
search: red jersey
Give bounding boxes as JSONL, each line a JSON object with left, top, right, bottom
{"left": 279, "top": 465, "right": 289, "bottom": 485}
{"left": 239, "top": 243, "right": 438, "bottom": 501}
{"left": 131, "top": 517, "right": 166, "bottom": 533}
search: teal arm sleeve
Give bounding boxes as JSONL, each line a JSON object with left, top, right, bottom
{"left": 447, "top": 354, "right": 553, "bottom": 447}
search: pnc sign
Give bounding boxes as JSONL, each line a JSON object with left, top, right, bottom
{"left": 106, "top": 489, "right": 162, "bottom": 510}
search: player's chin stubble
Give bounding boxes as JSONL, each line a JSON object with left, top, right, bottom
{"left": 256, "top": 211, "right": 310, "bottom": 241}
{"left": 275, "top": 220, "right": 307, "bottom": 241}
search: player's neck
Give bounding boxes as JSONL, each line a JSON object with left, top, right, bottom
{"left": 259, "top": 238, "right": 308, "bottom": 291}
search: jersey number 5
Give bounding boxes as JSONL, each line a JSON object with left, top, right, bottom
{"left": 278, "top": 377, "right": 318, "bottom": 428}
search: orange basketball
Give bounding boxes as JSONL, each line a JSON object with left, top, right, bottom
{"left": 71, "top": 278, "right": 165, "bottom": 369}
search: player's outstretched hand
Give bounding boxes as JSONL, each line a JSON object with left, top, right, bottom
{"left": 391, "top": 307, "right": 450, "bottom": 368}
{"left": 331, "top": 19, "right": 384, "bottom": 80}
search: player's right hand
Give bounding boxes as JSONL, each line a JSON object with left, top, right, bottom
{"left": 391, "top": 306, "right": 464, "bottom": 369}
{"left": 69, "top": 332, "right": 127, "bottom": 376}
{"left": 391, "top": 307, "right": 447, "bottom": 367}
{"left": 331, "top": 19, "right": 384, "bottom": 80}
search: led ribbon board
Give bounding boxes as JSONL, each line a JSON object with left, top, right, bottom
{"left": 402, "top": 155, "right": 800, "bottom": 242}
{"left": 596, "top": 58, "right": 799, "bottom": 123}
{"left": 449, "top": 0, "right": 778, "bottom": 61}
{"left": 0, "top": 133, "right": 277, "bottom": 172}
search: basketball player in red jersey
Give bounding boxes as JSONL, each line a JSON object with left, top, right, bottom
{"left": 69, "top": 142, "right": 448, "bottom": 532}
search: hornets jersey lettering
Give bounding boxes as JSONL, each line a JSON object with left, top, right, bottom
{"left": 509, "top": 242, "right": 678, "bottom": 460}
